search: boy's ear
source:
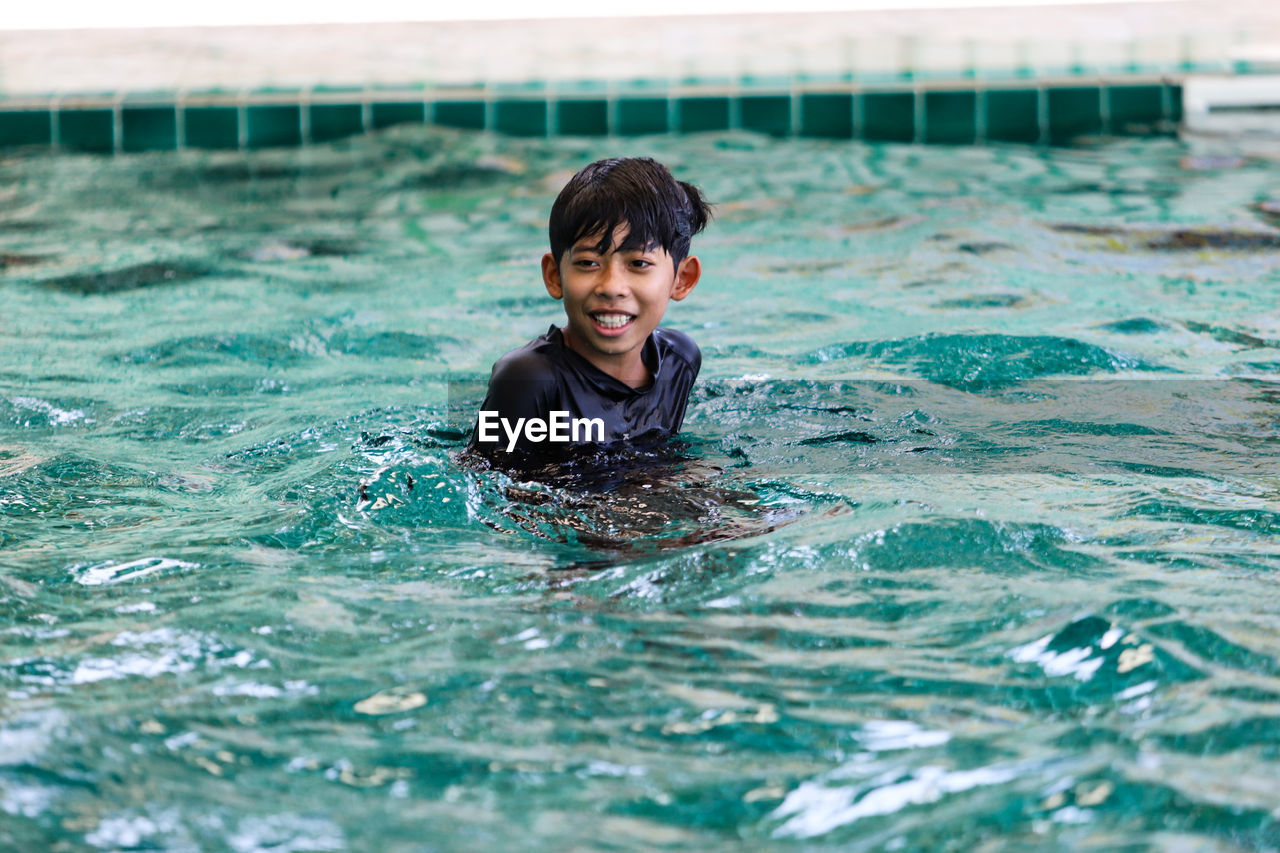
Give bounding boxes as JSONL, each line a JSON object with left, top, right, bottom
{"left": 541, "top": 252, "right": 564, "bottom": 300}
{"left": 670, "top": 256, "right": 701, "bottom": 301}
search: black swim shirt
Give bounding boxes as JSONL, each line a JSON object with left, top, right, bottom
{"left": 468, "top": 324, "right": 701, "bottom": 460}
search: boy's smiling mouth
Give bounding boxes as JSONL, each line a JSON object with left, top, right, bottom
{"left": 589, "top": 311, "right": 636, "bottom": 333}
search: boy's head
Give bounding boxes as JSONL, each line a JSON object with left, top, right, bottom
{"left": 541, "top": 158, "right": 713, "bottom": 386}
{"left": 547, "top": 157, "right": 712, "bottom": 271}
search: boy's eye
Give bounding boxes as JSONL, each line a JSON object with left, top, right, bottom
{"left": 630, "top": 259, "right": 654, "bottom": 269}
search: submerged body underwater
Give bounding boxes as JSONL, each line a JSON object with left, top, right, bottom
{"left": 2, "top": 127, "right": 1279, "bottom": 850}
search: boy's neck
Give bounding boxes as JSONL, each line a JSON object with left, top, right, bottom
{"left": 561, "top": 325, "right": 652, "bottom": 388}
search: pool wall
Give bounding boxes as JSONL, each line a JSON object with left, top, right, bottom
{"left": 0, "top": 78, "right": 1187, "bottom": 151}
{"left": 1, "top": 2, "right": 1276, "bottom": 151}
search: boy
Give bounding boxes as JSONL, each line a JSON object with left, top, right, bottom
{"left": 468, "top": 157, "right": 712, "bottom": 464}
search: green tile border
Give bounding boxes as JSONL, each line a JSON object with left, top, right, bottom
{"left": 862, "top": 92, "right": 915, "bottom": 142}
{"left": 1048, "top": 86, "right": 1103, "bottom": 144}
{"left": 371, "top": 102, "right": 425, "bottom": 129}
{"left": 58, "top": 109, "right": 114, "bottom": 153}
{"left": 924, "top": 90, "right": 977, "bottom": 144}
{"left": 247, "top": 104, "right": 302, "bottom": 148}
{"left": 184, "top": 106, "right": 239, "bottom": 149}
{"left": 677, "top": 96, "right": 731, "bottom": 133}
{"left": 493, "top": 99, "right": 547, "bottom": 136}
{"left": 741, "top": 95, "right": 792, "bottom": 137}
{"left": 122, "top": 106, "right": 177, "bottom": 151}
{"left": 984, "top": 89, "right": 1041, "bottom": 143}
{"left": 800, "top": 93, "right": 853, "bottom": 138}
{"left": 311, "top": 103, "right": 364, "bottom": 141}
{"left": 434, "top": 100, "right": 485, "bottom": 131}
{"left": 617, "top": 98, "right": 668, "bottom": 135}
{"left": 0, "top": 110, "right": 53, "bottom": 147}
{"left": 1107, "top": 84, "right": 1165, "bottom": 134}
{"left": 555, "top": 99, "right": 608, "bottom": 136}
{"left": 0, "top": 76, "right": 1194, "bottom": 153}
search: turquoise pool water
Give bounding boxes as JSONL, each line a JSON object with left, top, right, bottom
{"left": 2, "top": 128, "right": 1278, "bottom": 850}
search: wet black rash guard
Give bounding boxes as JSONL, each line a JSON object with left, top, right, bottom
{"left": 468, "top": 324, "right": 700, "bottom": 459}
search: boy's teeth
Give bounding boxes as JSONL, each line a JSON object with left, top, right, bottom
{"left": 594, "top": 313, "right": 632, "bottom": 329}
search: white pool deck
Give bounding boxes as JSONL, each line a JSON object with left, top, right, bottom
{"left": 1, "top": 1, "right": 1278, "bottom": 98}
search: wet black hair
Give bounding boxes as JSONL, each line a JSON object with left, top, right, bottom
{"left": 548, "top": 157, "right": 712, "bottom": 268}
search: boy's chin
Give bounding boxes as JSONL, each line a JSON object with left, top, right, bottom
{"left": 582, "top": 334, "right": 639, "bottom": 356}
{"left": 567, "top": 322, "right": 646, "bottom": 356}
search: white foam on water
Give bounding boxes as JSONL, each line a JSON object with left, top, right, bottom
{"left": 86, "top": 815, "right": 161, "bottom": 849}
{"left": 8, "top": 396, "right": 89, "bottom": 426}
{"left": 857, "top": 720, "right": 953, "bottom": 751}
{"left": 70, "top": 628, "right": 262, "bottom": 684}
{"left": 226, "top": 813, "right": 346, "bottom": 853}
{"left": 75, "top": 557, "right": 197, "bottom": 586}
{"left": 1051, "top": 805, "right": 1095, "bottom": 824}
{"left": 1, "top": 780, "right": 58, "bottom": 818}
{"left": 1008, "top": 633, "right": 1104, "bottom": 682}
{"left": 772, "top": 761, "right": 1022, "bottom": 839}
{"left": 72, "top": 652, "right": 197, "bottom": 683}
{"left": 212, "top": 680, "right": 316, "bottom": 699}
{"left": 0, "top": 709, "right": 70, "bottom": 768}
{"left": 1116, "top": 679, "right": 1158, "bottom": 700}
{"left": 114, "top": 601, "right": 159, "bottom": 613}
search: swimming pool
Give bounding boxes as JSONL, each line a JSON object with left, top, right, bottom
{"left": 2, "top": 127, "right": 1278, "bottom": 850}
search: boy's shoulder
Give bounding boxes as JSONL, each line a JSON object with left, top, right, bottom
{"left": 488, "top": 325, "right": 563, "bottom": 382}
{"left": 653, "top": 326, "right": 701, "bottom": 375}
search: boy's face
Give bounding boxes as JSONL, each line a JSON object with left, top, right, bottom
{"left": 542, "top": 225, "right": 700, "bottom": 381}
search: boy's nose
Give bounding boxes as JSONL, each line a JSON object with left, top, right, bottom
{"left": 594, "top": 262, "right": 630, "bottom": 297}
